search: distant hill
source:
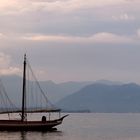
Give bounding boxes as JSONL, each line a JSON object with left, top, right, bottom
{"left": 39, "top": 81, "right": 94, "bottom": 103}
{"left": 56, "top": 83, "right": 140, "bottom": 113}
{"left": 0, "top": 75, "right": 94, "bottom": 105}
{"left": 95, "top": 79, "right": 123, "bottom": 85}
{"left": 3, "top": 75, "right": 140, "bottom": 113}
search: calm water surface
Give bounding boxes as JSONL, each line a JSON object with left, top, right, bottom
{"left": 1, "top": 113, "right": 140, "bottom": 140}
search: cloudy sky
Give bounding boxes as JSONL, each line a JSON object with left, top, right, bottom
{"left": 0, "top": 0, "right": 140, "bottom": 83}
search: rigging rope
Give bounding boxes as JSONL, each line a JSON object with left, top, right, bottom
{"left": 0, "top": 57, "right": 60, "bottom": 114}
{"left": 0, "top": 79, "right": 19, "bottom": 112}
{"left": 26, "top": 59, "right": 58, "bottom": 111}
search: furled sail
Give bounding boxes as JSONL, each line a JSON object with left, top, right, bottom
{"left": 0, "top": 56, "right": 60, "bottom": 114}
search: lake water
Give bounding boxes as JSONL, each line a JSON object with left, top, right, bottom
{"left": 1, "top": 113, "right": 140, "bottom": 140}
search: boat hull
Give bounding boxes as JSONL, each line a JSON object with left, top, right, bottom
{"left": 0, "top": 115, "right": 68, "bottom": 131}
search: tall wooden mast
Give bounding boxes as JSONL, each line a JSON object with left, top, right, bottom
{"left": 21, "top": 54, "right": 27, "bottom": 121}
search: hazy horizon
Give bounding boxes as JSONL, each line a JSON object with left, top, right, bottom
{"left": 1, "top": 74, "right": 138, "bottom": 85}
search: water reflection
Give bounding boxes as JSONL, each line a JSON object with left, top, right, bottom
{"left": 20, "top": 131, "right": 26, "bottom": 140}
{"left": 0, "top": 130, "right": 63, "bottom": 140}
{"left": 20, "top": 130, "right": 63, "bottom": 140}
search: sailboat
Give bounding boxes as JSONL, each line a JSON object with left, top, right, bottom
{"left": 0, "top": 54, "right": 68, "bottom": 131}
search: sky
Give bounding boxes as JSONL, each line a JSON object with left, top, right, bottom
{"left": 0, "top": 0, "right": 140, "bottom": 83}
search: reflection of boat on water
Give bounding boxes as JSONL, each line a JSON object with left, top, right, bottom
{"left": 0, "top": 54, "right": 68, "bottom": 131}
{"left": 22, "top": 129, "right": 63, "bottom": 140}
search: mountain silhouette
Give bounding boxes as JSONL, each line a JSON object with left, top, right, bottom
{"left": 57, "top": 83, "right": 140, "bottom": 113}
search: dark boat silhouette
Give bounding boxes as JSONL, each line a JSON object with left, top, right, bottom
{"left": 0, "top": 54, "right": 68, "bottom": 131}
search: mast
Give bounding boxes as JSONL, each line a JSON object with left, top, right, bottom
{"left": 21, "top": 54, "right": 27, "bottom": 121}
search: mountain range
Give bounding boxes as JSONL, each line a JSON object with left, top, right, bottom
{"left": 57, "top": 83, "right": 140, "bottom": 113}
{"left": 1, "top": 75, "right": 140, "bottom": 113}
{"left": 0, "top": 75, "right": 94, "bottom": 104}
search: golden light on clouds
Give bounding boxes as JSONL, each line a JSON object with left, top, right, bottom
{"left": 22, "top": 33, "right": 134, "bottom": 44}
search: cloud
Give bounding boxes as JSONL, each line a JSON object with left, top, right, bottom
{"left": 0, "top": 33, "right": 6, "bottom": 39}
{"left": 112, "top": 14, "right": 135, "bottom": 21}
{"left": 91, "top": 32, "right": 134, "bottom": 44}
{"left": 137, "top": 29, "right": 140, "bottom": 37}
{"left": 0, "top": 52, "right": 21, "bottom": 76}
{"left": 22, "top": 32, "right": 134, "bottom": 44}
{"left": 0, "top": 67, "right": 21, "bottom": 76}
{"left": 0, "top": 0, "right": 131, "bottom": 15}
{"left": 0, "top": 0, "right": 140, "bottom": 83}
{"left": 0, "top": 52, "right": 11, "bottom": 68}
{"left": 0, "top": 0, "right": 139, "bottom": 36}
